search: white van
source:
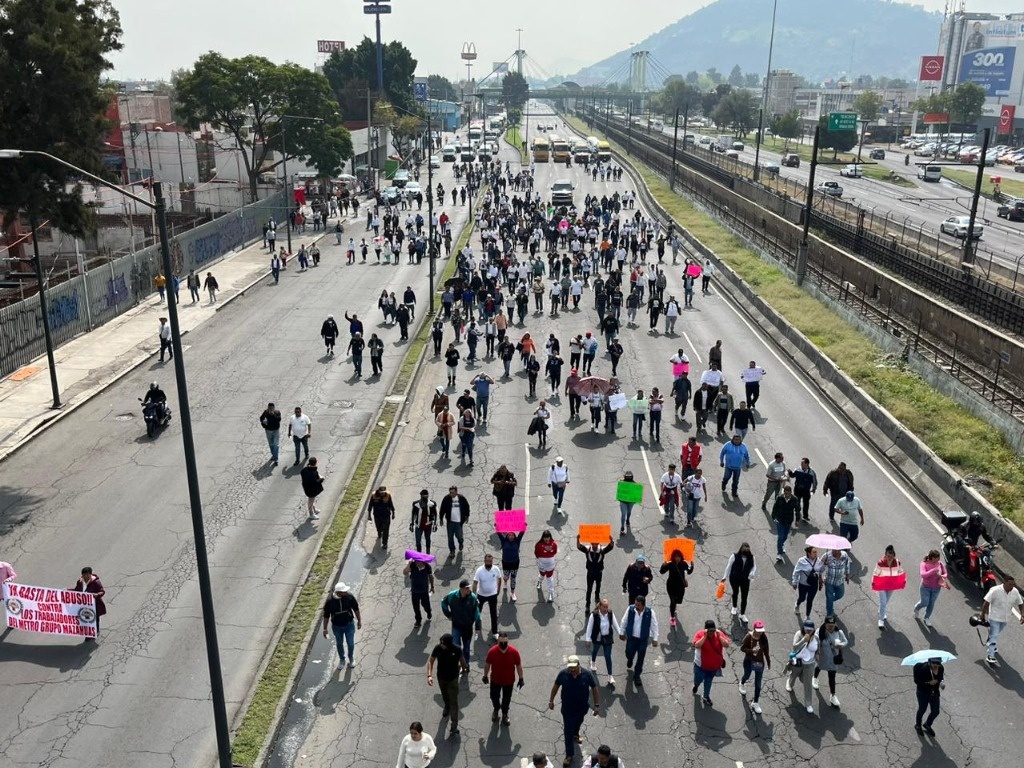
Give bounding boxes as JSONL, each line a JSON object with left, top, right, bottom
{"left": 919, "top": 164, "right": 942, "bottom": 182}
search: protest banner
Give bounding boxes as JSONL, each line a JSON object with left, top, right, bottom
{"left": 578, "top": 523, "right": 613, "bottom": 544}
{"left": 662, "top": 538, "right": 696, "bottom": 563}
{"left": 2, "top": 582, "right": 97, "bottom": 638}
{"left": 608, "top": 392, "right": 627, "bottom": 410}
{"left": 404, "top": 550, "right": 437, "bottom": 564}
{"left": 616, "top": 481, "right": 643, "bottom": 504}
{"left": 495, "top": 509, "right": 527, "bottom": 533}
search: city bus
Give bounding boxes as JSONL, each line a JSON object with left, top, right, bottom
{"left": 596, "top": 140, "right": 611, "bottom": 162}
{"left": 549, "top": 134, "right": 570, "bottom": 162}
{"left": 532, "top": 137, "right": 551, "bottom": 162}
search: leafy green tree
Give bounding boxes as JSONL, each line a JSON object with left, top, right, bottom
{"left": 507, "top": 107, "right": 522, "bottom": 126}
{"left": 744, "top": 73, "right": 761, "bottom": 88}
{"left": 770, "top": 109, "right": 803, "bottom": 150}
{"left": 702, "top": 84, "right": 732, "bottom": 117}
{"left": 501, "top": 71, "right": 529, "bottom": 111}
{"left": 948, "top": 82, "right": 986, "bottom": 125}
{"left": 816, "top": 114, "right": 858, "bottom": 158}
{"left": 657, "top": 80, "right": 702, "bottom": 114}
{"left": 685, "top": 70, "right": 700, "bottom": 85}
{"left": 427, "top": 74, "right": 458, "bottom": 102}
{"left": 174, "top": 53, "right": 352, "bottom": 201}
{"left": 712, "top": 90, "right": 757, "bottom": 135}
{"left": 728, "top": 65, "right": 744, "bottom": 86}
{"left": 0, "top": 0, "right": 122, "bottom": 237}
{"left": 852, "top": 90, "right": 883, "bottom": 122}
{"left": 706, "top": 67, "right": 723, "bottom": 85}
{"left": 322, "top": 37, "right": 419, "bottom": 118}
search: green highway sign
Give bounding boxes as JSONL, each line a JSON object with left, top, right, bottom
{"left": 828, "top": 112, "right": 858, "bottom": 132}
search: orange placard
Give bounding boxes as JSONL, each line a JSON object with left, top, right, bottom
{"left": 663, "top": 537, "right": 696, "bottom": 563}
{"left": 578, "top": 524, "right": 613, "bottom": 545}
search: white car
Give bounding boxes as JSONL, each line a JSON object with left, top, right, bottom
{"left": 441, "top": 145, "right": 456, "bottom": 161}
{"left": 839, "top": 164, "right": 863, "bottom": 178}
{"left": 816, "top": 180, "right": 844, "bottom": 197}
{"left": 429, "top": 155, "right": 441, "bottom": 169}
{"left": 940, "top": 215, "right": 983, "bottom": 240}
{"left": 404, "top": 181, "right": 422, "bottom": 197}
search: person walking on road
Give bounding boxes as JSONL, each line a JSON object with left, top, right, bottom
{"left": 872, "top": 544, "right": 906, "bottom": 629}
{"left": 788, "top": 458, "right": 818, "bottom": 522}
{"left": 739, "top": 620, "right": 771, "bottom": 714}
{"left": 288, "top": 406, "right": 311, "bottom": 465}
{"left": 834, "top": 491, "right": 865, "bottom": 546}
{"left": 680, "top": 435, "right": 702, "bottom": 475}
{"left": 158, "top": 317, "right": 173, "bottom": 362}
{"left": 792, "top": 546, "right": 824, "bottom": 620}
{"left": 683, "top": 468, "right": 707, "bottom": 528}
{"left": 719, "top": 434, "right": 752, "bottom": 499}
{"left": 582, "top": 745, "right": 625, "bottom": 768}
{"left": 692, "top": 619, "right": 730, "bottom": 707}
{"left": 74, "top": 567, "right": 106, "bottom": 639}
{"left": 617, "top": 470, "right": 641, "bottom": 534}
{"left": 671, "top": 372, "right": 692, "bottom": 421}
{"left": 368, "top": 332, "right": 384, "bottom": 377}
{"left": 482, "top": 632, "right": 525, "bottom": 725}
{"left": 786, "top": 619, "right": 820, "bottom": 714}
{"left": 322, "top": 582, "right": 361, "bottom": 669}
{"left": 712, "top": 383, "right": 733, "bottom": 437}
{"left": 912, "top": 549, "right": 949, "bottom": 627}
{"left": 913, "top": 658, "right": 945, "bottom": 736}
{"left": 471, "top": 372, "right": 495, "bottom": 423}
{"left": 346, "top": 332, "right": 365, "bottom": 377}
{"left": 259, "top": 402, "right": 281, "bottom": 465}
{"left": 187, "top": 269, "right": 200, "bottom": 303}
{"left": 396, "top": 721, "right": 437, "bottom": 766}
{"left": 660, "top": 548, "right": 693, "bottom": 628}
{"left": 577, "top": 534, "right": 614, "bottom": 609}
{"left": 721, "top": 542, "right": 757, "bottom": 624}
{"left": 457, "top": 407, "right": 476, "bottom": 466}
{"left": 761, "top": 452, "right": 788, "bottom": 512}
{"left": 531, "top": 401, "right": 552, "bottom": 449}
{"left": 300, "top": 457, "right": 325, "bottom": 520}
{"left": 821, "top": 549, "right": 851, "bottom": 617}
{"left": 444, "top": 343, "right": 460, "bottom": 387}
{"left": 548, "top": 655, "right": 600, "bottom": 767}
{"left": 497, "top": 530, "right": 525, "bottom": 602}
{"left": 491, "top": 465, "right": 517, "bottom": 511}
{"left": 771, "top": 486, "right": 800, "bottom": 562}
{"left": 403, "top": 557, "right": 434, "bottom": 628}
{"left": 585, "top": 599, "right": 622, "bottom": 687}
{"left": 440, "top": 579, "right": 481, "bottom": 664}
{"left": 440, "top": 485, "right": 470, "bottom": 559}
{"left": 739, "top": 361, "right": 766, "bottom": 409}
{"left": 410, "top": 490, "right": 438, "bottom": 554}
{"left": 728, "top": 401, "right": 754, "bottom": 439}
{"left": 548, "top": 457, "right": 570, "bottom": 513}
{"left": 619, "top": 595, "right": 659, "bottom": 688}
{"left": 535, "top": 530, "right": 559, "bottom": 602}
{"left": 368, "top": 486, "right": 396, "bottom": 548}
{"left": 435, "top": 405, "right": 455, "bottom": 460}
{"left": 154, "top": 272, "right": 166, "bottom": 303}
{"left": 321, "top": 314, "right": 339, "bottom": 355}
{"left": 202, "top": 271, "right": 219, "bottom": 303}
{"left": 812, "top": 615, "right": 847, "bottom": 708}
{"left": 692, "top": 383, "right": 712, "bottom": 434}
{"left": 473, "top": 554, "right": 502, "bottom": 638}
{"left": 980, "top": 575, "right": 1024, "bottom": 666}
{"left": 427, "top": 638, "right": 467, "bottom": 736}
{"left": 659, "top": 463, "right": 683, "bottom": 523}
{"left": 822, "top": 462, "right": 854, "bottom": 521}
{"left": 622, "top": 554, "right": 653, "bottom": 606}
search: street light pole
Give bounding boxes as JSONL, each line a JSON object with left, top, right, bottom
{"left": 28, "top": 211, "right": 61, "bottom": 409}
{"left": 1, "top": 149, "right": 232, "bottom": 768}
{"left": 281, "top": 127, "right": 291, "bottom": 254}
{"left": 427, "top": 109, "right": 436, "bottom": 314}
{"left": 753, "top": 0, "right": 779, "bottom": 183}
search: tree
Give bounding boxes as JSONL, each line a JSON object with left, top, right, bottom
{"left": 948, "top": 82, "right": 986, "bottom": 126}
{"left": 685, "top": 70, "right": 700, "bottom": 85}
{"left": 712, "top": 90, "right": 757, "bottom": 135}
{"left": 702, "top": 84, "right": 732, "bottom": 117}
{"left": 657, "top": 80, "right": 702, "bottom": 114}
{"left": 501, "top": 71, "right": 529, "bottom": 111}
{"left": 427, "top": 74, "right": 458, "bottom": 102}
{"left": 0, "top": 0, "right": 122, "bottom": 237}
{"left": 770, "top": 109, "right": 803, "bottom": 150}
{"left": 706, "top": 67, "right": 723, "bottom": 85}
{"left": 728, "top": 65, "right": 744, "bottom": 86}
{"left": 744, "top": 73, "right": 761, "bottom": 88}
{"left": 816, "top": 115, "right": 858, "bottom": 158}
{"left": 322, "top": 37, "right": 419, "bottom": 119}
{"left": 852, "top": 90, "right": 883, "bottom": 123}
{"left": 174, "top": 53, "right": 353, "bottom": 201}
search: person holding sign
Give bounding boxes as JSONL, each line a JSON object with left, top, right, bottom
{"left": 660, "top": 549, "right": 694, "bottom": 628}
{"left": 497, "top": 530, "right": 526, "bottom": 602}
{"left": 74, "top": 567, "right": 106, "bottom": 640}
{"left": 616, "top": 471, "right": 642, "bottom": 534}
{"left": 577, "top": 534, "right": 615, "bottom": 608}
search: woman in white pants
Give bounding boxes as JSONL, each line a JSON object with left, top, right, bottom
{"left": 534, "top": 530, "right": 559, "bottom": 602}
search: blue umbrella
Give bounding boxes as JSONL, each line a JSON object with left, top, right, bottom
{"left": 901, "top": 650, "right": 956, "bottom": 666}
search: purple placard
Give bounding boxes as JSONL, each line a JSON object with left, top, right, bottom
{"left": 405, "top": 550, "right": 437, "bottom": 563}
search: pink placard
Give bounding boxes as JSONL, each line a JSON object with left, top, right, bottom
{"left": 495, "top": 509, "right": 527, "bottom": 533}
{"left": 672, "top": 362, "right": 688, "bottom": 377}
{"left": 405, "top": 550, "right": 437, "bottom": 563}
{"left": 685, "top": 263, "right": 703, "bottom": 278}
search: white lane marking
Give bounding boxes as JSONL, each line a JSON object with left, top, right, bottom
{"left": 640, "top": 446, "right": 661, "bottom": 508}
{"left": 523, "top": 442, "right": 531, "bottom": 516}
{"left": 682, "top": 330, "right": 701, "bottom": 361}
{"left": 754, "top": 448, "right": 768, "bottom": 469}
{"left": 713, "top": 273, "right": 941, "bottom": 532}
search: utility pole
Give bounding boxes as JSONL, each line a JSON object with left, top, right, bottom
{"left": 28, "top": 212, "right": 61, "bottom": 409}
{"left": 962, "top": 127, "right": 990, "bottom": 268}
{"left": 670, "top": 107, "right": 680, "bottom": 190}
{"left": 796, "top": 125, "right": 821, "bottom": 285}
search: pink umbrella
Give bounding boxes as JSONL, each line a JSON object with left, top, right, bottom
{"left": 571, "top": 376, "right": 613, "bottom": 396}
{"left": 805, "top": 533, "right": 852, "bottom": 551}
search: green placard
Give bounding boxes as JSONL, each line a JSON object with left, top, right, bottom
{"left": 828, "top": 112, "right": 858, "bottom": 132}
{"left": 616, "top": 481, "right": 643, "bottom": 504}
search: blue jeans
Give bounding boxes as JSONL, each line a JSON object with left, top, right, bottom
{"left": 722, "top": 467, "right": 741, "bottom": 494}
{"left": 914, "top": 586, "right": 941, "bottom": 620}
{"left": 776, "top": 522, "right": 792, "bottom": 556}
{"left": 619, "top": 501, "right": 634, "bottom": 530}
{"left": 878, "top": 590, "right": 895, "bottom": 620}
{"left": 625, "top": 636, "right": 649, "bottom": 678}
{"left": 552, "top": 483, "right": 566, "bottom": 508}
{"left": 439, "top": 432, "right": 450, "bottom": 456}
{"left": 632, "top": 413, "right": 645, "bottom": 438}
{"left": 451, "top": 623, "right": 473, "bottom": 663}
{"left": 460, "top": 432, "right": 474, "bottom": 461}
{"left": 686, "top": 496, "right": 701, "bottom": 525}
{"left": 824, "top": 581, "right": 846, "bottom": 616}
{"left": 502, "top": 359, "right": 511, "bottom": 376}
{"left": 265, "top": 429, "right": 279, "bottom": 462}
{"left": 293, "top": 435, "right": 309, "bottom": 463}
{"left": 987, "top": 620, "right": 1007, "bottom": 657}
{"left": 477, "top": 397, "right": 489, "bottom": 421}
{"left": 591, "top": 640, "right": 613, "bottom": 674}
{"left": 446, "top": 521, "right": 464, "bottom": 553}
{"left": 352, "top": 352, "right": 363, "bottom": 375}
{"left": 693, "top": 664, "right": 716, "bottom": 699}
{"left": 741, "top": 656, "right": 765, "bottom": 701}
{"left": 331, "top": 622, "right": 355, "bottom": 664}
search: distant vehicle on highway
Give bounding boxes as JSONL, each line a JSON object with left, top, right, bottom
{"left": 869, "top": 148, "right": 886, "bottom": 160}
{"left": 918, "top": 164, "right": 943, "bottom": 182}
{"left": 817, "top": 180, "right": 844, "bottom": 197}
{"left": 781, "top": 153, "right": 800, "bottom": 167}
{"left": 997, "top": 199, "right": 1024, "bottom": 221}
{"left": 550, "top": 179, "right": 574, "bottom": 205}
{"left": 839, "top": 164, "right": 863, "bottom": 178}
{"left": 940, "top": 215, "right": 983, "bottom": 240}
{"left": 441, "top": 145, "right": 456, "bottom": 161}
{"left": 763, "top": 161, "right": 780, "bottom": 177}
{"left": 724, "top": 149, "right": 740, "bottom": 159}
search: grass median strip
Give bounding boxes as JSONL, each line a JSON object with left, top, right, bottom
{"left": 567, "top": 114, "right": 1024, "bottom": 526}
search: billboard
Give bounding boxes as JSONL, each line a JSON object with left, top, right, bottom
{"left": 959, "top": 47, "right": 1016, "bottom": 96}
{"left": 317, "top": 40, "right": 345, "bottom": 54}
{"left": 920, "top": 55, "right": 945, "bottom": 81}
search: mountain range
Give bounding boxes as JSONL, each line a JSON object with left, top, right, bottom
{"left": 574, "top": 0, "right": 943, "bottom": 84}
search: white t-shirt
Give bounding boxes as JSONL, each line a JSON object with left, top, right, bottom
{"left": 289, "top": 414, "right": 311, "bottom": 438}
{"left": 474, "top": 565, "right": 501, "bottom": 597}
{"left": 984, "top": 585, "right": 1024, "bottom": 622}
{"left": 660, "top": 472, "right": 682, "bottom": 490}
{"left": 448, "top": 497, "right": 462, "bottom": 523}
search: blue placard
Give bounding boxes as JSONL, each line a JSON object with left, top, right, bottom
{"left": 959, "top": 46, "right": 1016, "bottom": 97}
{"left": 413, "top": 82, "right": 428, "bottom": 102}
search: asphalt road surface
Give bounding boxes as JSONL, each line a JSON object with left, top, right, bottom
{"left": 276, "top": 109, "right": 1021, "bottom": 768}
{"left": 0, "top": 153, "right": 472, "bottom": 768}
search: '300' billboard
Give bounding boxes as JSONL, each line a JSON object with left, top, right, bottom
{"left": 959, "top": 47, "right": 1015, "bottom": 96}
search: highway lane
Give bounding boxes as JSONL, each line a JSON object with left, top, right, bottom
{"left": 0, "top": 153, "right": 472, "bottom": 768}
{"left": 282, "top": 107, "right": 1021, "bottom": 768}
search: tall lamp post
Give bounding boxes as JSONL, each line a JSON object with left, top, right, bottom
{"left": 0, "top": 148, "right": 232, "bottom": 768}
{"left": 362, "top": 0, "right": 392, "bottom": 93}
{"left": 461, "top": 42, "right": 477, "bottom": 126}
{"left": 278, "top": 114, "right": 324, "bottom": 254}
{"left": 753, "top": 0, "right": 780, "bottom": 182}
{"left": 414, "top": 79, "right": 438, "bottom": 314}
{"left": 21, "top": 210, "right": 62, "bottom": 409}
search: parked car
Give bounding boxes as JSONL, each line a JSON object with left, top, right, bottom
{"left": 392, "top": 169, "right": 410, "bottom": 187}
{"left": 839, "top": 164, "right": 863, "bottom": 178}
{"left": 781, "top": 153, "right": 800, "bottom": 167}
{"left": 997, "top": 199, "right": 1024, "bottom": 221}
{"left": 940, "top": 215, "right": 983, "bottom": 239}
{"left": 441, "top": 145, "right": 456, "bottom": 161}
{"left": 869, "top": 148, "right": 886, "bottom": 160}
{"left": 381, "top": 186, "right": 401, "bottom": 203}
{"left": 817, "top": 180, "right": 844, "bottom": 197}
{"left": 404, "top": 181, "right": 422, "bottom": 197}
{"left": 429, "top": 155, "right": 441, "bottom": 169}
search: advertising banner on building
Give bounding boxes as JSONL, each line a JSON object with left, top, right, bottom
{"left": 2, "top": 582, "right": 98, "bottom": 638}
{"left": 959, "top": 47, "right": 1016, "bottom": 96}
{"left": 999, "top": 104, "right": 1016, "bottom": 132}
{"left": 920, "top": 55, "right": 945, "bottom": 81}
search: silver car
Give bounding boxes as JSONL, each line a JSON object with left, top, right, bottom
{"left": 940, "top": 215, "right": 983, "bottom": 240}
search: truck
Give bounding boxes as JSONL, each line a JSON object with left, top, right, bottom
{"left": 715, "top": 135, "right": 733, "bottom": 152}
{"left": 597, "top": 141, "right": 611, "bottom": 162}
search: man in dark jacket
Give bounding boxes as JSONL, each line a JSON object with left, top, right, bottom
{"left": 320, "top": 315, "right": 339, "bottom": 355}
{"left": 300, "top": 457, "right": 325, "bottom": 520}
{"left": 670, "top": 373, "right": 691, "bottom": 420}
{"left": 367, "top": 333, "right": 385, "bottom": 377}
{"left": 395, "top": 303, "right": 411, "bottom": 341}
{"left": 367, "top": 486, "right": 395, "bottom": 548}
{"left": 410, "top": 490, "right": 438, "bottom": 554}
{"left": 577, "top": 534, "right": 614, "bottom": 608}
{"left": 621, "top": 554, "right": 653, "bottom": 605}
{"left": 822, "top": 462, "right": 854, "bottom": 521}
{"left": 259, "top": 402, "right": 282, "bottom": 465}
{"left": 770, "top": 485, "right": 800, "bottom": 563}
{"left": 439, "top": 485, "right": 471, "bottom": 559}
{"left": 913, "top": 658, "right": 945, "bottom": 735}
{"left": 441, "top": 579, "right": 481, "bottom": 663}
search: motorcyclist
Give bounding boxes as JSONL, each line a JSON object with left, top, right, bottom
{"left": 143, "top": 382, "right": 167, "bottom": 419}
{"left": 954, "top": 511, "right": 994, "bottom": 571}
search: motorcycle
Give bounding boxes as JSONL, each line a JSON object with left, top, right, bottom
{"left": 139, "top": 397, "right": 172, "bottom": 438}
{"left": 940, "top": 511, "right": 999, "bottom": 593}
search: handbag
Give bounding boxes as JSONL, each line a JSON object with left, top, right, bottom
{"left": 833, "top": 650, "right": 844, "bottom": 665}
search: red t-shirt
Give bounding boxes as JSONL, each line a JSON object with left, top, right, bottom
{"left": 485, "top": 644, "right": 522, "bottom": 686}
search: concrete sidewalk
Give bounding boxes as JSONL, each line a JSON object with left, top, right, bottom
{"left": 0, "top": 225, "right": 334, "bottom": 462}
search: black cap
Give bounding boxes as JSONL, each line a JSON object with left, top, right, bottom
{"left": 459, "top": 579, "right": 470, "bottom": 588}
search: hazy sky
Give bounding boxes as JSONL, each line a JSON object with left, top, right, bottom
{"left": 109, "top": 0, "right": 1023, "bottom": 82}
